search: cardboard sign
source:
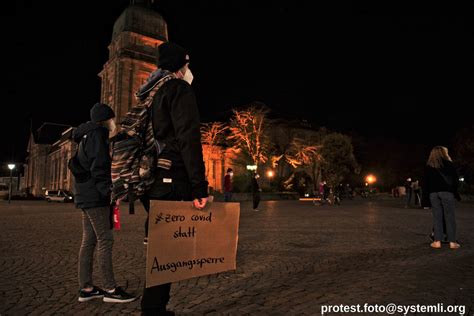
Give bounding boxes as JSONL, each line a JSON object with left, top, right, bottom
{"left": 146, "top": 201, "right": 240, "bottom": 288}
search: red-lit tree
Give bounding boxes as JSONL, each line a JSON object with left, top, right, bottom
{"left": 228, "top": 106, "right": 269, "bottom": 170}
{"left": 286, "top": 137, "right": 323, "bottom": 192}
{"left": 201, "top": 121, "right": 228, "bottom": 180}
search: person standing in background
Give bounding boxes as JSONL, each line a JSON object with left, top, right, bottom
{"left": 224, "top": 168, "right": 234, "bottom": 202}
{"left": 252, "top": 173, "right": 261, "bottom": 211}
{"left": 423, "top": 146, "right": 461, "bottom": 249}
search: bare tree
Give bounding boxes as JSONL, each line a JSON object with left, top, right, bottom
{"left": 286, "top": 138, "right": 321, "bottom": 168}
{"left": 286, "top": 137, "right": 323, "bottom": 191}
{"left": 228, "top": 106, "right": 269, "bottom": 169}
{"left": 201, "top": 122, "right": 228, "bottom": 179}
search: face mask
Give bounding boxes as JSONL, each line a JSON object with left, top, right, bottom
{"left": 229, "top": 172, "right": 234, "bottom": 177}
{"left": 183, "top": 68, "right": 194, "bottom": 85}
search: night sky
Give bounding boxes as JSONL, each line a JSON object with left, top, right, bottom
{"left": 2, "top": 0, "right": 473, "bottom": 181}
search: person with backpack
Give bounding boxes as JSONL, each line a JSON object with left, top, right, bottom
{"left": 422, "top": 146, "right": 461, "bottom": 249}
{"left": 72, "top": 103, "right": 137, "bottom": 303}
{"left": 133, "top": 42, "right": 209, "bottom": 315}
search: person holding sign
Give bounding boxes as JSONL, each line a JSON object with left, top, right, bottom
{"left": 141, "top": 42, "right": 209, "bottom": 315}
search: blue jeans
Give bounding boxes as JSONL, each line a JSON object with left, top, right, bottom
{"left": 78, "top": 206, "right": 116, "bottom": 290}
{"left": 430, "top": 192, "right": 457, "bottom": 242}
{"left": 224, "top": 191, "right": 232, "bottom": 202}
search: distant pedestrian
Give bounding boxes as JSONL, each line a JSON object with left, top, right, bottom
{"left": 423, "top": 146, "right": 461, "bottom": 249}
{"left": 334, "top": 184, "right": 343, "bottom": 204}
{"left": 252, "top": 173, "right": 262, "bottom": 211}
{"left": 392, "top": 187, "right": 399, "bottom": 198}
{"left": 404, "top": 177, "right": 412, "bottom": 207}
{"left": 411, "top": 180, "right": 421, "bottom": 206}
{"left": 345, "top": 183, "right": 354, "bottom": 199}
{"left": 323, "top": 182, "right": 330, "bottom": 202}
{"left": 224, "top": 168, "right": 234, "bottom": 202}
{"left": 319, "top": 182, "right": 325, "bottom": 198}
{"left": 72, "top": 103, "right": 136, "bottom": 303}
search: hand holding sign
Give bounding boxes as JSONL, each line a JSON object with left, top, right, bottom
{"left": 193, "top": 197, "right": 208, "bottom": 210}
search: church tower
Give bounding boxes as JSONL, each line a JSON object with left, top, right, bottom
{"left": 99, "top": 1, "right": 168, "bottom": 122}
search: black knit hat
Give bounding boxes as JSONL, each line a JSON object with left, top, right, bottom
{"left": 157, "top": 42, "right": 189, "bottom": 72}
{"left": 90, "top": 103, "right": 115, "bottom": 123}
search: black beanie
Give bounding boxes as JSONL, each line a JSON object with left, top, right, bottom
{"left": 90, "top": 103, "right": 115, "bottom": 123}
{"left": 157, "top": 42, "right": 189, "bottom": 72}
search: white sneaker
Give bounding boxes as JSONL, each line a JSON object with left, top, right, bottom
{"left": 253, "top": 209, "right": 260, "bottom": 212}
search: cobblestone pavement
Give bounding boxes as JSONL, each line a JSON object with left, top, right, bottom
{"left": 1, "top": 198, "right": 473, "bottom": 315}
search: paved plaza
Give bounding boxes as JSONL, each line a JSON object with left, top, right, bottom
{"left": 1, "top": 198, "right": 473, "bottom": 315}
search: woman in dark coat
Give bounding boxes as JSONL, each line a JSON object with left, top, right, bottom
{"left": 423, "top": 146, "right": 461, "bottom": 249}
{"left": 73, "top": 103, "right": 136, "bottom": 303}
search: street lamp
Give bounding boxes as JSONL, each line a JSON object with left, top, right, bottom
{"left": 8, "top": 164, "right": 15, "bottom": 204}
{"left": 267, "top": 170, "right": 274, "bottom": 178}
{"left": 365, "top": 174, "right": 376, "bottom": 185}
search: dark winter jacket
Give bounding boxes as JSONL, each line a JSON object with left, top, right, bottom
{"left": 72, "top": 122, "right": 112, "bottom": 209}
{"left": 147, "top": 78, "right": 208, "bottom": 199}
{"left": 422, "top": 160, "right": 461, "bottom": 207}
{"left": 251, "top": 177, "right": 260, "bottom": 194}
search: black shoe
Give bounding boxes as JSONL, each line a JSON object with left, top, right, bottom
{"left": 78, "top": 286, "right": 105, "bottom": 302}
{"left": 143, "top": 237, "right": 148, "bottom": 245}
{"left": 103, "top": 286, "right": 137, "bottom": 303}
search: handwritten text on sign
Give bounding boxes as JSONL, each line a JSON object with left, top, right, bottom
{"left": 146, "top": 201, "right": 240, "bottom": 288}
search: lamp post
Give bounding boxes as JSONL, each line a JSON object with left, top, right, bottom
{"left": 8, "top": 164, "right": 15, "bottom": 204}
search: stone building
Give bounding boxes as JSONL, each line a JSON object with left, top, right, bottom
{"left": 99, "top": 4, "right": 168, "bottom": 119}
{"left": 202, "top": 144, "right": 236, "bottom": 194}
{"left": 25, "top": 2, "right": 234, "bottom": 197}
{"left": 25, "top": 123, "right": 74, "bottom": 196}
{"left": 47, "top": 128, "right": 76, "bottom": 193}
